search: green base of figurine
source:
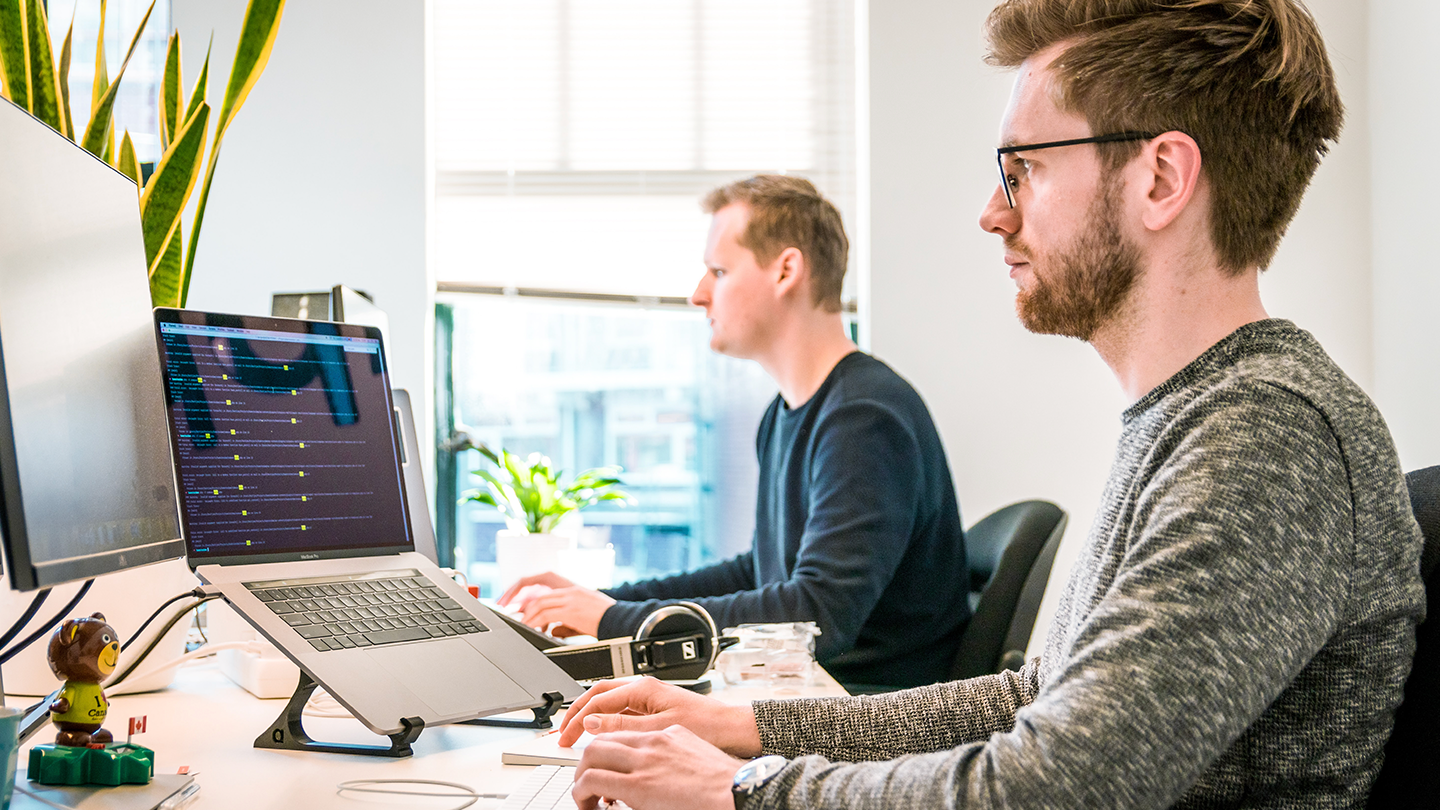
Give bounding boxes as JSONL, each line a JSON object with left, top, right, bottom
{"left": 27, "top": 743, "right": 154, "bottom": 786}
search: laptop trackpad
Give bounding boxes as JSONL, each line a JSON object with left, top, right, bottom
{"left": 368, "top": 639, "right": 532, "bottom": 717}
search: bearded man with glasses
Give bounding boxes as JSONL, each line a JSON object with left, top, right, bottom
{"left": 552, "top": 2, "right": 1426, "bottom": 808}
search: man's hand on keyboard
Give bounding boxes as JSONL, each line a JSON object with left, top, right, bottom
{"left": 558, "top": 677, "right": 762, "bottom": 758}
{"left": 497, "top": 572, "right": 614, "bottom": 637}
{"left": 573, "top": 725, "right": 741, "bottom": 810}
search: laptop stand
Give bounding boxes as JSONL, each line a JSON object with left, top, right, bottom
{"left": 255, "top": 671, "right": 424, "bottom": 757}
{"left": 460, "top": 690, "right": 565, "bottom": 729}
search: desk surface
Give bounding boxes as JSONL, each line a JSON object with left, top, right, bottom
{"left": 17, "top": 663, "right": 846, "bottom": 809}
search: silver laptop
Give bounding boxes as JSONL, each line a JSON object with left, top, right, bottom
{"left": 152, "top": 308, "right": 582, "bottom": 737}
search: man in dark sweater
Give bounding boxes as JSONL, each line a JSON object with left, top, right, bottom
{"left": 500, "top": 175, "right": 971, "bottom": 689}
{"left": 550, "top": 2, "right": 1427, "bottom": 809}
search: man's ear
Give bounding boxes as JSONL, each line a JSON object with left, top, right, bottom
{"left": 773, "top": 247, "right": 806, "bottom": 299}
{"left": 1138, "top": 131, "right": 1202, "bottom": 233}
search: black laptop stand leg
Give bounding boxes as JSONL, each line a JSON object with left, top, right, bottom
{"left": 461, "top": 691, "right": 566, "bottom": 729}
{"left": 254, "top": 671, "right": 424, "bottom": 757}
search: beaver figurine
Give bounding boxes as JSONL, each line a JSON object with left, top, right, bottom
{"left": 46, "top": 612, "right": 120, "bottom": 747}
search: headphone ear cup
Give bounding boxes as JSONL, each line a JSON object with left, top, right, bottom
{"left": 634, "top": 602, "right": 719, "bottom": 679}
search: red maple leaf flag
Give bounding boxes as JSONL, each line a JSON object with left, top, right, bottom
{"left": 128, "top": 716, "right": 147, "bottom": 736}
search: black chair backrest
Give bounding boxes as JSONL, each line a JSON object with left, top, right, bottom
{"left": 950, "top": 500, "right": 1067, "bottom": 680}
{"left": 1367, "top": 465, "right": 1440, "bottom": 808}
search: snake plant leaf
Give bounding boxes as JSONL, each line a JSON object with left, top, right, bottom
{"left": 0, "top": 0, "right": 27, "bottom": 108}
{"left": 184, "top": 36, "right": 211, "bottom": 124}
{"left": 22, "top": 0, "right": 60, "bottom": 130}
{"left": 148, "top": 226, "right": 183, "bottom": 309}
{"left": 181, "top": 0, "right": 286, "bottom": 308}
{"left": 116, "top": 130, "right": 139, "bottom": 186}
{"left": 57, "top": 14, "right": 73, "bottom": 139}
{"left": 80, "top": 0, "right": 154, "bottom": 158}
{"left": 140, "top": 101, "right": 209, "bottom": 298}
{"left": 158, "top": 32, "right": 180, "bottom": 152}
{"left": 90, "top": 0, "right": 106, "bottom": 113}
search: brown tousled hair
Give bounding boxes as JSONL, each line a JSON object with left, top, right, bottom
{"left": 986, "top": 0, "right": 1343, "bottom": 273}
{"left": 702, "top": 175, "right": 849, "bottom": 312}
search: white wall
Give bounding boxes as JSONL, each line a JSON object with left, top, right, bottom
{"left": 1371, "top": 0, "right": 1440, "bottom": 471}
{"left": 171, "top": 0, "right": 433, "bottom": 473}
{"left": 863, "top": 0, "right": 1379, "bottom": 651}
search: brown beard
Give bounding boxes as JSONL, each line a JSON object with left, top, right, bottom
{"left": 1010, "top": 176, "right": 1141, "bottom": 341}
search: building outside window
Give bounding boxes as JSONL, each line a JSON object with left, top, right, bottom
{"left": 432, "top": 0, "right": 857, "bottom": 595}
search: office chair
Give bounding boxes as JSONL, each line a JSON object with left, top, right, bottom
{"left": 950, "top": 500, "right": 1068, "bottom": 680}
{"left": 1367, "top": 466, "right": 1440, "bottom": 808}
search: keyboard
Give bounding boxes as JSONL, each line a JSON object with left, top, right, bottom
{"left": 243, "top": 569, "right": 490, "bottom": 652}
{"left": 502, "top": 765, "right": 578, "bottom": 810}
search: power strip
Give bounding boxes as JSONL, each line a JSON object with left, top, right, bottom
{"left": 206, "top": 599, "right": 301, "bottom": 698}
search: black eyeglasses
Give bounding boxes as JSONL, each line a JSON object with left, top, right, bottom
{"left": 995, "top": 132, "right": 1157, "bottom": 208}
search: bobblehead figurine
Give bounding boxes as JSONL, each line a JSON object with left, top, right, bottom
{"left": 47, "top": 612, "right": 120, "bottom": 747}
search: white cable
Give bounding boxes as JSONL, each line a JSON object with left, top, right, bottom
{"left": 336, "top": 778, "right": 504, "bottom": 810}
{"left": 303, "top": 686, "right": 353, "bottom": 719}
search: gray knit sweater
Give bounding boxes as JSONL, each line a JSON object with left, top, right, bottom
{"left": 749, "top": 320, "right": 1425, "bottom": 809}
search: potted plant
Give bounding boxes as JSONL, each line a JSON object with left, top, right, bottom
{"left": 0, "top": 0, "right": 286, "bottom": 308}
{"left": 465, "top": 447, "right": 632, "bottom": 590}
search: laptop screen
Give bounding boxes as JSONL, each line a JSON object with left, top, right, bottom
{"left": 154, "top": 309, "right": 413, "bottom": 565}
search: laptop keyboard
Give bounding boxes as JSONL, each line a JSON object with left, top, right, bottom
{"left": 244, "top": 570, "right": 489, "bottom": 652}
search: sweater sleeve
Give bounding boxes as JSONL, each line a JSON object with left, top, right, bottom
{"left": 597, "top": 553, "right": 757, "bottom": 639}
{"left": 753, "top": 659, "right": 1042, "bottom": 760}
{"left": 748, "top": 388, "right": 1358, "bottom": 809}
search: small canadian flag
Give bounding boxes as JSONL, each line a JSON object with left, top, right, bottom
{"left": 128, "top": 716, "right": 147, "bottom": 741}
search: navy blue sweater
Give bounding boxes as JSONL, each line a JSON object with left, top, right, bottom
{"left": 598, "top": 352, "right": 970, "bottom": 688}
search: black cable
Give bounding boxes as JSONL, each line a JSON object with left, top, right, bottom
{"left": 121, "top": 587, "right": 207, "bottom": 652}
{"left": 106, "top": 594, "right": 222, "bottom": 688}
{"left": 0, "top": 580, "right": 93, "bottom": 664}
{"left": 0, "top": 588, "right": 51, "bottom": 651}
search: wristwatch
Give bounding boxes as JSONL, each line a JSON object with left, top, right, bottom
{"left": 732, "top": 755, "right": 789, "bottom": 810}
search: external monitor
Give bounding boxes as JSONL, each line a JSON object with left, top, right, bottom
{"left": 0, "top": 97, "right": 183, "bottom": 591}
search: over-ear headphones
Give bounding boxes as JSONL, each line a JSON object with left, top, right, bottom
{"left": 495, "top": 601, "right": 730, "bottom": 682}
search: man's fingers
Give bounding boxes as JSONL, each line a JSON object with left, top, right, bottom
{"left": 572, "top": 767, "right": 633, "bottom": 810}
{"left": 559, "top": 681, "right": 633, "bottom": 744}
{"left": 584, "top": 712, "right": 672, "bottom": 736}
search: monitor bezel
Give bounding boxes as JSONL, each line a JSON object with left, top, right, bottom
{"left": 153, "top": 308, "right": 416, "bottom": 569}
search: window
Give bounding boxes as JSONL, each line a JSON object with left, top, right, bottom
{"left": 431, "top": 0, "right": 857, "bottom": 593}
{"left": 54, "top": 0, "right": 172, "bottom": 164}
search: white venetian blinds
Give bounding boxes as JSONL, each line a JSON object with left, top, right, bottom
{"left": 431, "top": 0, "right": 857, "bottom": 298}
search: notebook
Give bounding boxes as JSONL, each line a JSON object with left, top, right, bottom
{"left": 152, "top": 309, "right": 582, "bottom": 737}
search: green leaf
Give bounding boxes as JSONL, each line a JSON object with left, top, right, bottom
{"left": 22, "top": 0, "right": 60, "bottom": 130}
{"left": 148, "top": 226, "right": 184, "bottom": 309}
{"left": 158, "top": 32, "right": 179, "bottom": 152}
{"left": 116, "top": 130, "right": 139, "bottom": 185}
{"left": 80, "top": 0, "right": 154, "bottom": 158}
{"left": 57, "top": 14, "right": 73, "bottom": 139}
{"left": 90, "top": 0, "right": 106, "bottom": 114}
{"left": 141, "top": 101, "right": 209, "bottom": 302}
{"left": 182, "top": 0, "right": 286, "bottom": 308}
{"left": 0, "top": 0, "right": 27, "bottom": 108}
{"left": 184, "top": 36, "right": 210, "bottom": 124}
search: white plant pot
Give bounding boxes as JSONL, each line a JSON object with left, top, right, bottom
{"left": 495, "top": 530, "right": 576, "bottom": 592}
{"left": 557, "top": 546, "right": 616, "bottom": 590}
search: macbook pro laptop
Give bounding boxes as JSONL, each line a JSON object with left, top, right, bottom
{"left": 152, "top": 308, "right": 582, "bottom": 738}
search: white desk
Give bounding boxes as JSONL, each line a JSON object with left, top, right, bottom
{"left": 17, "top": 663, "right": 847, "bottom": 809}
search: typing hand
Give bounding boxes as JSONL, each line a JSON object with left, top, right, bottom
{"left": 516, "top": 586, "right": 615, "bottom": 637}
{"left": 497, "top": 571, "right": 578, "bottom": 607}
{"left": 573, "top": 725, "right": 740, "bottom": 810}
{"left": 558, "top": 676, "right": 762, "bottom": 757}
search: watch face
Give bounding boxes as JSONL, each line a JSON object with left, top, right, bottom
{"left": 734, "top": 755, "right": 790, "bottom": 794}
